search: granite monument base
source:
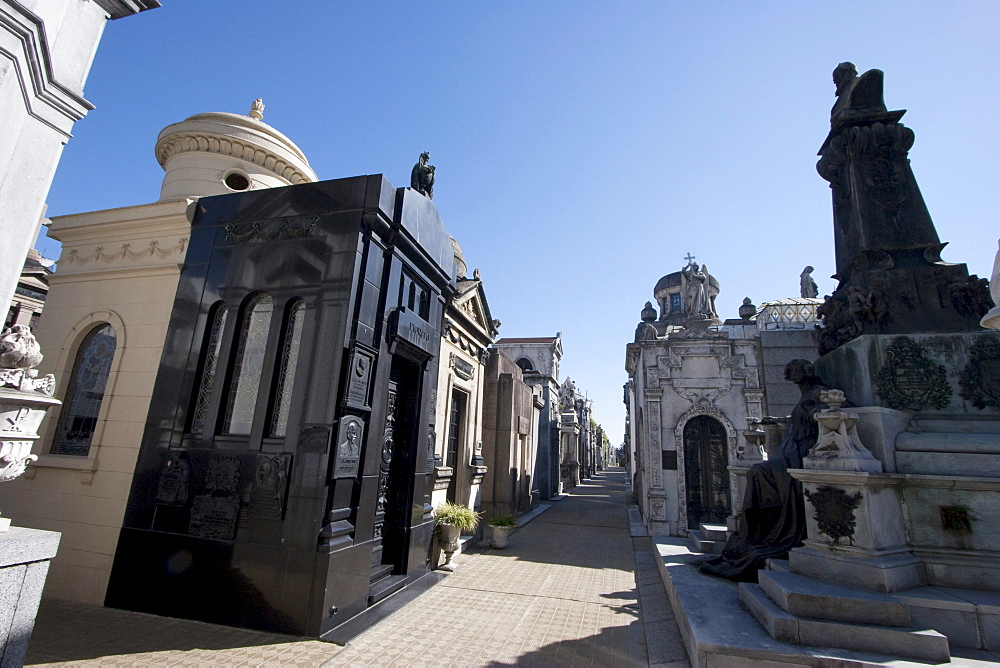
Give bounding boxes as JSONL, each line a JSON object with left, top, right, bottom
{"left": 0, "top": 527, "right": 59, "bottom": 665}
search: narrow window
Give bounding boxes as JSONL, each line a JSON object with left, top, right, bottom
{"left": 269, "top": 300, "right": 305, "bottom": 438}
{"left": 190, "top": 303, "right": 228, "bottom": 433}
{"left": 51, "top": 324, "right": 117, "bottom": 456}
{"left": 671, "top": 293, "right": 682, "bottom": 312}
{"left": 446, "top": 390, "right": 468, "bottom": 469}
{"left": 223, "top": 294, "right": 273, "bottom": 435}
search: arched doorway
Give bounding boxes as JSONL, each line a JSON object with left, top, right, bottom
{"left": 683, "top": 415, "right": 731, "bottom": 527}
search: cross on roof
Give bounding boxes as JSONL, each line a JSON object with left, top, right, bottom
{"left": 684, "top": 252, "right": 696, "bottom": 264}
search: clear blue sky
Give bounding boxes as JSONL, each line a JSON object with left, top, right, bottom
{"left": 38, "top": 2, "right": 1000, "bottom": 443}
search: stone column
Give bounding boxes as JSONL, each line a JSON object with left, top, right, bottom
{"left": 643, "top": 390, "right": 668, "bottom": 531}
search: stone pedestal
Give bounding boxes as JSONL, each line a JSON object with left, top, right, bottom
{"left": 0, "top": 527, "right": 60, "bottom": 665}
{"left": 789, "top": 469, "right": 923, "bottom": 593}
{"left": 558, "top": 412, "right": 580, "bottom": 490}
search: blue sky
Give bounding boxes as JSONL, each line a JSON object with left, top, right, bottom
{"left": 38, "top": 2, "right": 1000, "bottom": 442}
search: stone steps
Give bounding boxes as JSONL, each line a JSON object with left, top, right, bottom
{"left": 758, "top": 570, "right": 911, "bottom": 627}
{"left": 740, "top": 582, "right": 951, "bottom": 664}
{"left": 688, "top": 523, "right": 727, "bottom": 555}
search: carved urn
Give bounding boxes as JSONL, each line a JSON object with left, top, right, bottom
{"left": 0, "top": 326, "right": 60, "bottom": 531}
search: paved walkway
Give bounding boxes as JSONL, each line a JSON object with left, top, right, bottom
{"left": 25, "top": 468, "right": 688, "bottom": 667}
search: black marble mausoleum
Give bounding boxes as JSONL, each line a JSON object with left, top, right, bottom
{"left": 106, "top": 175, "right": 454, "bottom": 637}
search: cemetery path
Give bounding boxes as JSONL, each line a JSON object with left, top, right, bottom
{"left": 25, "top": 467, "right": 688, "bottom": 667}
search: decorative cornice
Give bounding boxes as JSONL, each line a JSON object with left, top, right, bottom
{"left": 93, "top": 0, "right": 162, "bottom": 20}
{"left": 155, "top": 132, "right": 313, "bottom": 184}
{"left": 1, "top": 3, "right": 95, "bottom": 135}
{"left": 62, "top": 237, "right": 188, "bottom": 265}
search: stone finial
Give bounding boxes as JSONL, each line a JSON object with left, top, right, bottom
{"left": 805, "top": 388, "right": 882, "bottom": 472}
{"left": 738, "top": 297, "right": 757, "bottom": 320}
{"left": 249, "top": 98, "right": 265, "bottom": 120}
{"left": 641, "top": 301, "right": 657, "bottom": 322}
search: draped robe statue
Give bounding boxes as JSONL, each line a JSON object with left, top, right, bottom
{"left": 700, "top": 359, "right": 830, "bottom": 581}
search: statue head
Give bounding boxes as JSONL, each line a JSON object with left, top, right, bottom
{"left": 346, "top": 421, "right": 359, "bottom": 443}
{"left": 419, "top": 151, "right": 430, "bottom": 164}
{"left": 783, "top": 359, "right": 816, "bottom": 385}
{"left": 833, "top": 62, "right": 858, "bottom": 94}
{"left": 801, "top": 265, "right": 814, "bottom": 276}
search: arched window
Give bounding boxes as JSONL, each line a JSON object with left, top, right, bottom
{"left": 515, "top": 357, "right": 534, "bottom": 373}
{"left": 51, "top": 324, "right": 117, "bottom": 456}
{"left": 190, "top": 302, "right": 228, "bottom": 433}
{"left": 223, "top": 294, "right": 273, "bottom": 435}
{"left": 269, "top": 299, "right": 305, "bottom": 438}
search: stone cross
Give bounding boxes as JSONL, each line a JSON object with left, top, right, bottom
{"left": 684, "top": 252, "right": 695, "bottom": 265}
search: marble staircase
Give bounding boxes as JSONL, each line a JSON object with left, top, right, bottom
{"left": 740, "top": 570, "right": 951, "bottom": 663}
{"left": 687, "top": 523, "right": 727, "bottom": 555}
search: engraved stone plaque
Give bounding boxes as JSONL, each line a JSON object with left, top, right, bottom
{"left": 189, "top": 495, "right": 240, "bottom": 539}
{"left": 297, "top": 425, "right": 331, "bottom": 454}
{"left": 155, "top": 452, "right": 191, "bottom": 506}
{"left": 344, "top": 344, "right": 375, "bottom": 410}
{"left": 249, "top": 454, "right": 291, "bottom": 520}
{"left": 333, "top": 416, "right": 364, "bottom": 479}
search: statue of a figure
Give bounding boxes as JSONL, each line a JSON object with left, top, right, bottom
{"left": 830, "top": 61, "right": 886, "bottom": 126}
{"left": 799, "top": 266, "right": 819, "bottom": 298}
{"left": 559, "top": 377, "right": 577, "bottom": 412}
{"left": 700, "top": 359, "right": 831, "bottom": 581}
{"left": 411, "top": 151, "right": 435, "bottom": 199}
{"left": 682, "top": 263, "right": 710, "bottom": 319}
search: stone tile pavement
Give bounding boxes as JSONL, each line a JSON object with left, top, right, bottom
{"left": 25, "top": 468, "right": 688, "bottom": 667}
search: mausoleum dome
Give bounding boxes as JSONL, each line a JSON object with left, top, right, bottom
{"left": 155, "top": 99, "right": 318, "bottom": 202}
{"left": 451, "top": 236, "right": 467, "bottom": 279}
{"left": 652, "top": 266, "right": 720, "bottom": 323}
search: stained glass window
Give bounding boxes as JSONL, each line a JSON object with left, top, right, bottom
{"left": 190, "top": 303, "right": 228, "bottom": 433}
{"left": 223, "top": 294, "right": 272, "bottom": 435}
{"left": 269, "top": 300, "right": 305, "bottom": 438}
{"left": 50, "top": 324, "right": 116, "bottom": 456}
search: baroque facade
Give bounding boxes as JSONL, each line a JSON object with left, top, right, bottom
{"left": 625, "top": 259, "right": 821, "bottom": 536}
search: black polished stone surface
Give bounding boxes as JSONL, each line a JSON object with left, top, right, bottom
{"left": 106, "top": 176, "right": 454, "bottom": 637}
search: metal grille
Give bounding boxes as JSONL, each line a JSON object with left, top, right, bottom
{"left": 191, "top": 304, "right": 228, "bottom": 433}
{"left": 223, "top": 295, "right": 272, "bottom": 435}
{"left": 269, "top": 301, "right": 305, "bottom": 437}
{"left": 50, "top": 324, "right": 116, "bottom": 456}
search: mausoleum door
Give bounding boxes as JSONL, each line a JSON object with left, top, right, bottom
{"left": 683, "top": 416, "right": 731, "bottom": 528}
{"left": 372, "top": 356, "right": 420, "bottom": 576}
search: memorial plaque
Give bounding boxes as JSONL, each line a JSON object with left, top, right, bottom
{"left": 662, "top": 450, "right": 678, "bottom": 470}
{"left": 189, "top": 494, "right": 240, "bottom": 539}
{"left": 452, "top": 355, "right": 474, "bottom": 381}
{"left": 155, "top": 452, "right": 191, "bottom": 506}
{"left": 959, "top": 336, "right": 1000, "bottom": 409}
{"left": 249, "top": 454, "right": 291, "bottom": 520}
{"left": 189, "top": 457, "right": 242, "bottom": 539}
{"left": 297, "top": 425, "right": 331, "bottom": 454}
{"left": 333, "top": 416, "right": 364, "bottom": 479}
{"left": 344, "top": 344, "right": 375, "bottom": 410}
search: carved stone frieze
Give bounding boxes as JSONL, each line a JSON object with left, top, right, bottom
{"left": 875, "top": 337, "right": 951, "bottom": 410}
{"left": 63, "top": 238, "right": 189, "bottom": 265}
{"left": 0, "top": 440, "right": 37, "bottom": 482}
{"left": 225, "top": 215, "right": 317, "bottom": 243}
{"left": 959, "top": 335, "right": 1000, "bottom": 409}
{"left": 156, "top": 133, "right": 313, "bottom": 184}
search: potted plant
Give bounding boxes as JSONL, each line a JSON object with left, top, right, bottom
{"left": 434, "top": 501, "right": 480, "bottom": 571}
{"left": 487, "top": 513, "right": 518, "bottom": 549}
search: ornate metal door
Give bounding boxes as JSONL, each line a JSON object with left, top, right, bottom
{"left": 683, "top": 416, "right": 730, "bottom": 527}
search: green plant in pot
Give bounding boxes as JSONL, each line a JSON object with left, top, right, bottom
{"left": 434, "top": 502, "right": 480, "bottom": 571}
{"left": 487, "top": 513, "right": 518, "bottom": 549}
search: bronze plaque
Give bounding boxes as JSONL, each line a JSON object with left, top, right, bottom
{"left": 333, "top": 416, "right": 364, "bottom": 479}
{"left": 249, "top": 454, "right": 291, "bottom": 520}
{"left": 344, "top": 344, "right": 375, "bottom": 410}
